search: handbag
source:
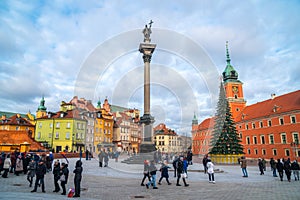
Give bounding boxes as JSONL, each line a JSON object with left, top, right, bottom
{"left": 59, "top": 174, "right": 65, "bottom": 182}
{"left": 181, "top": 173, "right": 187, "bottom": 178}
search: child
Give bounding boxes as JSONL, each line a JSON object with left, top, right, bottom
{"left": 206, "top": 159, "right": 215, "bottom": 183}
{"left": 146, "top": 160, "right": 158, "bottom": 189}
{"left": 158, "top": 160, "right": 171, "bottom": 185}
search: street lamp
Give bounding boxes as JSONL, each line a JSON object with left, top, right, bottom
{"left": 291, "top": 142, "right": 299, "bottom": 160}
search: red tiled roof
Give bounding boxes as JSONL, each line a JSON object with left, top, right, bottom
{"left": 1, "top": 114, "right": 34, "bottom": 126}
{"left": 39, "top": 109, "right": 84, "bottom": 120}
{"left": 0, "top": 130, "right": 43, "bottom": 151}
{"left": 236, "top": 90, "right": 300, "bottom": 122}
{"left": 197, "top": 117, "right": 215, "bottom": 130}
{"left": 154, "top": 123, "right": 177, "bottom": 135}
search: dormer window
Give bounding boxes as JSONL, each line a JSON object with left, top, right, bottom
{"left": 60, "top": 113, "right": 64, "bottom": 118}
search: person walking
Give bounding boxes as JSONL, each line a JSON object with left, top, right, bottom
{"left": 104, "top": 150, "right": 109, "bottom": 167}
{"left": 240, "top": 156, "right": 248, "bottom": 177}
{"left": 262, "top": 158, "right": 267, "bottom": 171}
{"left": 2, "top": 154, "right": 11, "bottom": 178}
{"left": 60, "top": 162, "right": 69, "bottom": 195}
{"left": 15, "top": 155, "right": 23, "bottom": 176}
{"left": 141, "top": 160, "right": 150, "bottom": 186}
{"left": 176, "top": 156, "right": 189, "bottom": 187}
{"left": 258, "top": 158, "right": 264, "bottom": 175}
{"left": 98, "top": 150, "right": 104, "bottom": 167}
{"left": 52, "top": 160, "right": 61, "bottom": 192}
{"left": 0, "top": 152, "right": 5, "bottom": 175}
{"left": 270, "top": 158, "right": 278, "bottom": 177}
{"left": 183, "top": 157, "right": 189, "bottom": 178}
{"left": 291, "top": 160, "right": 300, "bottom": 181}
{"left": 31, "top": 160, "right": 47, "bottom": 193}
{"left": 172, "top": 156, "right": 179, "bottom": 177}
{"left": 284, "top": 158, "right": 292, "bottom": 182}
{"left": 27, "top": 158, "right": 36, "bottom": 187}
{"left": 276, "top": 159, "right": 284, "bottom": 181}
{"left": 187, "top": 150, "right": 193, "bottom": 165}
{"left": 206, "top": 159, "right": 215, "bottom": 183}
{"left": 146, "top": 160, "right": 158, "bottom": 189}
{"left": 73, "top": 160, "right": 83, "bottom": 198}
{"left": 158, "top": 160, "right": 171, "bottom": 185}
{"left": 203, "top": 154, "right": 208, "bottom": 174}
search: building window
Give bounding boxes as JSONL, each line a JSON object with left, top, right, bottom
{"left": 48, "top": 133, "right": 52, "bottom": 138}
{"left": 291, "top": 115, "right": 296, "bottom": 124}
{"left": 279, "top": 117, "right": 284, "bottom": 125}
{"left": 246, "top": 137, "right": 250, "bottom": 145}
{"left": 268, "top": 120, "right": 272, "bottom": 127}
{"left": 262, "top": 149, "right": 266, "bottom": 155}
{"left": 247, "top": 149, "right": 251, "bottom": 154}
{"left": 37, "top": 132, "right": 41, "bottom": 139}
{"left": 281, "top": 133, "right": 287, "bottom": 144}
{"left": 50, "top": 123, "right": 53, "bottom": 128}
{"left": 261, "top": 135, "right": 265, "bottom": 144}
{"left": 66, "top": 122, "right": 71, "bottom": 129}
{"left": 16, "top": 126, "right": 20, "bottom": 130}
{"left": 66, "top": 132, "right": 70, "bottom": 139}
{"left": 56, "top": 122, "right": 60, "bottom": 128}
{"left": 260, "top": 121, "right": 263, "bottom": 128}
{"left": 269, "top": 135, "right": 274, "bottom": 144}
{"left": 273, "top": 149, "right": 277, "bottom": 156}
{"left": 55, "top": 132, "right": 59, "bottom": 139}
{"left": 38, "top": 122, "right": 42, "bottom": 128}
{"left": 293, "top": 132, "right": 299, "bottom": 144}
{"left": 246, "top": 124, "right": 249, "bottom": 130}
{"left": 239, "top": 132, "right": 242, "bottom": 139}
{"left": 253, "top": 136, "right": 257, "bottom": 144}
{"left": 254, "top": 149, "right": 258, "bottom": 155}
{"left": 252, "top": 123, "right": 256, "bottom": 129}
{"left": 285, "top": 149, "right": 290, "bottom": 157}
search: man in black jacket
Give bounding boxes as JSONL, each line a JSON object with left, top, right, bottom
{"left": 31, "top": 160, "right": 47, "bottom": 193}
{"left": 176, "top": 156, "right": 189, "bottom": 187}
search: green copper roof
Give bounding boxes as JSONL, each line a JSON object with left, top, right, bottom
{"left": 192, "top": 112, "right": 198, "bottom": 125}
{"left": 37, "top": 96, "right": 47, "bottom": 111}
{"left": 96, "top": 100, "right": 101, "bottom": 109}
{"left": 223, "top": 41, "right": 238, "bottom": 82}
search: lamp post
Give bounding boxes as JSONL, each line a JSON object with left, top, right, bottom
{"left": 291, "top": 142, "right": 299, "bottom": 160}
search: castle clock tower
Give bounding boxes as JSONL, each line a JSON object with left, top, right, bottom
{"left": 222, "top": 41, "right": 246, "bottom": 121}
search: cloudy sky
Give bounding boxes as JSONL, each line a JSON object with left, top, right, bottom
{"left": 1, "top": 1, "right": 299, "bottom": 135}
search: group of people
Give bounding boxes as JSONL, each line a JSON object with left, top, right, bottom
{"left": 0, "top": 151, "right": 83, "bottom": 198}
{"left": 140, "top": 155, "right": 190, "bottom": 189}
{"left": 239, "top": 156, "right": 300, "bottom": 182}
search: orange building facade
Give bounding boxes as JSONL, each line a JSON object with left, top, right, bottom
{"left": 192, "top": 42, "right": 300, "bottom": 161}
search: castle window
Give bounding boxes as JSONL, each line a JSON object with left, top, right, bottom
{"left": 268, "top": 120, "right": 272, "bottom": 127}
{"left": 285, "top": 149, "right": 290, "bottom": 157}
{"left": 262, "top": 149, "right": 266, "bottom": 155}
{"left": 254, "top": 149, "right": 258, "bottom": 155}
{"left": 252, "top": 123, "right": 256, "bottom": 129}
{"left": 247, "top": 149, "right": 251, "bottom": 155}
{"left": 253, "top": 136, "right": 257, "bottom": 144}
{"left": 293, "top": 133, "right": 299, "bottom": 144}
{"left": 273, "top": 149, "right": 277, "bottom": 156}
{"left": 291, "top": 115, "right": 296, "bottom": 124}
{"left": 269, "top": 134, "right": 274, "bottom": 144}
{"left": 281, "top": 133, "right": 287, "bottom": 144}
{"left": 261, "top": 135, "right": 265, "bottom": 144}
{"left": 260, "top": 121, "right": 263, "bottom": 128}
{"left": 246, "top": 136, "right": 250, "bottom": 144}
{"left": 279, "top": 117, "right": 284, "bottom": 125}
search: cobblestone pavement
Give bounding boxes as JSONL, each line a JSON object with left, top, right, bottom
{"left": 1, "top": 155, "right": 300, "bottom": 200}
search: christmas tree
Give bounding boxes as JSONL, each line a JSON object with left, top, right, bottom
{"left": 209, "top": 82, "right": 244, "bottom": 155}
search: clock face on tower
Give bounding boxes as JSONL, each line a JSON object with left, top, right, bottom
{"left": 232, "top": 86, "right": 239, "bottom": 94}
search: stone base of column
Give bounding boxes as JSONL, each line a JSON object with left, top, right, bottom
{"left": 139, "top": 142, "right": 156, "bottom": 153}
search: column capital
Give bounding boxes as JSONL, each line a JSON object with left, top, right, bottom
{"left": 143, "top": 54, "right": 152, "bottom": 63}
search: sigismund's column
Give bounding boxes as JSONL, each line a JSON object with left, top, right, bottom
{"left": 139, "top": 20, "right": 156, "bottom": 153}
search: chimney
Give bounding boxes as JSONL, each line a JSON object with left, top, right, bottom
{"left": 271, "top": 93, "right": 276, "bottom": 99}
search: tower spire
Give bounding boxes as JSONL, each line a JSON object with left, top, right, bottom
{"left": 226, "top": 41, "right": 231, "bottom": 66}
